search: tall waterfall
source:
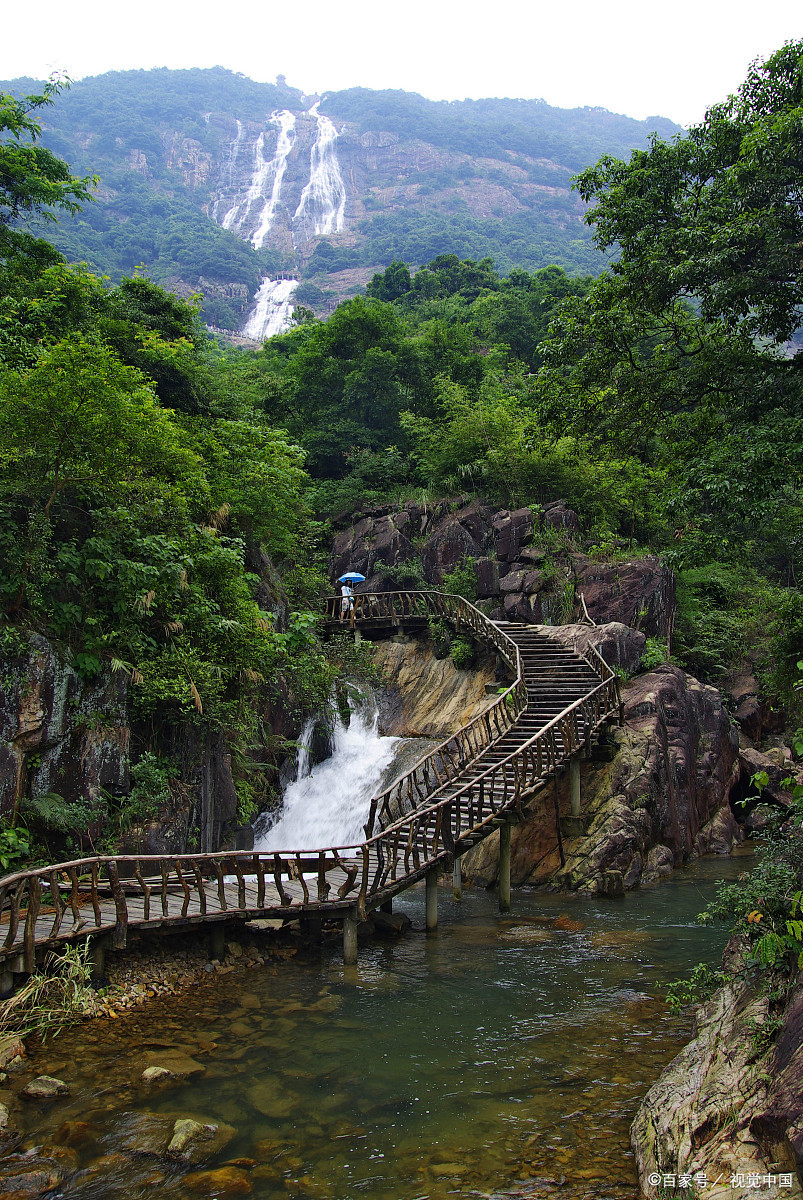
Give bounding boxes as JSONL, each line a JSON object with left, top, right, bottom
{"left": 242, "top": 277, "right": 299, "bottom": 340}
{"left": 215, "top": 110, "right": 296, "bottom": 246}
{"left": 255, "top": 706, "right": 401, "bottom": 852}
{"left": 293, "top": 102, "right": 347, "bottom": 241}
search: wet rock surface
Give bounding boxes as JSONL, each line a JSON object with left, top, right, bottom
{"left": 632, "top": 970, "right": 803, "bottom": 1199}
{"left": 372, "top": 637, "right": 496, "bottom": 738}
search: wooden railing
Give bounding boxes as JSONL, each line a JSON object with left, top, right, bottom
{"left": 354, "top": 673, "right": 618, "bottom": 915}
{"left": 0, "top": 594, "right": 621, "bottom": 965}
{"left": 324, "top": 591, "right": 527, "bottom": 835}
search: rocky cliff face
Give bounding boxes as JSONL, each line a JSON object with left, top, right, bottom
{"left": 0, "top": 634, "right": 129, "bottom": 828}
{"left": 331, "top": 497, "right": 675, "bottom": 635}
{"left": 372, "top": 637, "right": 496, "bottom": 739}
{"left": 460, "top": 623, "right": 742, "bottom": 894}
{"left": 632, "top": 967, "right": 803, "bottom": 1198}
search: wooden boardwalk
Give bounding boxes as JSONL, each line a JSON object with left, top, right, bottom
{"left": 0, "top": 592, "right": 621, "bottom": 972}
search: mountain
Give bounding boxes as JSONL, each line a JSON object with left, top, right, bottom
{"left": 2, "top": 68, "right": 682, "bottom": 333}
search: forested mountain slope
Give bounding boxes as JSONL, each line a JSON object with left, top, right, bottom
{"left": 0, "top": 68, "right": 681, "bottom": 329}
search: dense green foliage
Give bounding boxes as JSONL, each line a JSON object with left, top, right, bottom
{"left": 0, "top": 68, "right": 683, "bottom": 323}
{"left": 0, "top": 83, "right": 336, "bottom": 853}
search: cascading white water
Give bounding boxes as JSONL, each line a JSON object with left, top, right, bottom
{"left": 242, "top": 276, "right": 299, "bottom": 340}
{"left": 214, "top": 119, "right": 246, "bottom": 229}
{"left": 255, "top": 707, "right": 401, "bottom": 852}
{"left": 214, "top": 110, "right": 296, "bottom": 245}
{"left": 293, "top": 102, "right": 347, "bottom": 241}
{"left": 250, "top": 110, "right": 296, "bottom": 249}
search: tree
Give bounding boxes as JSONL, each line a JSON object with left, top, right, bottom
{"left": 536, "top": 41, "right": 803, "bottom": 561}
{"left": 0, "top": 79, "right": 94, "bottom": 262}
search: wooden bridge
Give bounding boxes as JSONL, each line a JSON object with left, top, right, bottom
{"left": 0, "top": 592, "right": 621, "bottom": 982}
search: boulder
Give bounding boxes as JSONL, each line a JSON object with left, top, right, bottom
{"left": 632, "top": 972, "right": 803, "bottom": 1195}
{"left": 571, "top": 554, "right": 675, "bottom": 636}
{"left": 492, "top": 507, "right": 533, "bottom": 561}
{"left": 166, "top": 1118, "right": 236, "bottom": 1165}
{"left": 21, "top": 1076, "right": 70, "bottom": 1100}
{"left": 463, "top": 664, "right": 741, "bottom": 893}
{"left": 541, "top": 500, "right": 580, "bottom": 532}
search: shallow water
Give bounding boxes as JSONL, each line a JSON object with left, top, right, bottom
{"left": 8, "top": 850, "right": 751, "bottom": 1200}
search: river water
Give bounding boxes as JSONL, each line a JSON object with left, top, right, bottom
{"left": 5, "top": 849, "right": 750, "bottom": 1200}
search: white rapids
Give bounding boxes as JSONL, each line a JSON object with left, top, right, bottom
{"left": 242, "top": 276, "right": 299, "bottom": 340}
{"left": 255, "top": 707, "right": 401, "bottom": 852}
{"left": 293, "top": 102, "right": 347, "bottom": 240}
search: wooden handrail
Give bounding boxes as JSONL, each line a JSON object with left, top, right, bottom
{"left": 0, "top": 594, "right": 620, "bottom": 963}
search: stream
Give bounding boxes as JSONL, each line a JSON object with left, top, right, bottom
{"left": 4, "top": 849, "right": 749, "bottom": 1200}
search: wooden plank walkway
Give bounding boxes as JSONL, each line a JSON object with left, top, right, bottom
{"left": 0, "top": 592, "right": 621, "bottom": 971}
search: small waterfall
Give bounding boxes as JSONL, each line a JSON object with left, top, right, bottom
{"left": 255, "top": 703, "right": 401, "bottom": 852}
{"left": 213, "top": 110, "right": 296, "bottom": 245}
{"left": 294, "top": 714, "right": 317, "bottom": 782}
{"left": 214, "top": 119, "right": 246, "bottom": 229}
{"left": 294, "top": 102, "right": 347, "bottom": 241}
{"left": 242, "top": 276, "right": 299, "bottom": 340}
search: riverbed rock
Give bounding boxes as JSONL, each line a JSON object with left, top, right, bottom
{"left": 112, "top": 1111, "right": 175, "bottom": 1156}
{"left": 0, "top": 1152, "right": 66, "bottom": 1199}
{"left": 167, "top": 1117, "right": 237, "bottom": 1164}
{"left": 141, "top": 1066, "right": 177, "bottom": 1085}
{"left": 21, "top": 1076, "right": 70, "bottom": 1101}
{"left": 632, "top": 972, "right": 803, "bottom": 1198}
{"left": 0, "top": 1037, "right": 25, "bottom": 1071}
{"left": 463, "top": 663, "right": 741, "bottom": 893}
{"left": 182, "top": 1165, "right": 252, "bottom": 1195}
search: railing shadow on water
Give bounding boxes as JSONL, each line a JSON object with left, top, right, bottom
{"left": 0, "top": 591, "right": 620, "bottom": 962}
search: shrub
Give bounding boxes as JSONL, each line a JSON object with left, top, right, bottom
{"left": 449, "top": 638, "right": 474, "bottom": 669}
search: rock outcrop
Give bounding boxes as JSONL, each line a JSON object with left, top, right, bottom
{"left": 632, "top": 970, "right": 803, "bottom": 1199}
{"left": 0, "top": 634, "right": 129, "bottom": 823}
{"left": 330, "top": 497, "right": 675, "bottom": 636}
{"left": 372, "top": 637, "right": 496, "bottom": 739}
{"left": 463, "top": 654, "right": 742, "bottom": 894}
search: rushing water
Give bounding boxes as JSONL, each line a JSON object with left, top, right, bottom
{"left": 6, "top": 850, "right": 750, "bottom": 1200}
{"left": 256, "top": 707, "right": 402, "bottom": 851}
{"left": 294, "top": 102, "right": 347, "bottom": 240}
{"left": 242, "top": 277, "right": 299, "bottom": 340}
{"left": 215, "top": 111, "right": 297, "bottom": 247}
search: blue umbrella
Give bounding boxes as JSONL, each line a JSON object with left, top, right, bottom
{"left": 338, "top": 572, "right": 366, "bottom": 583}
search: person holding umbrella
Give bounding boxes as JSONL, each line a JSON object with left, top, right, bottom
{"left": 338, "top": 572, "right": 365, "bottom": 624}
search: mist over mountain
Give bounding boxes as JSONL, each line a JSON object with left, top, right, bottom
{"left": 2, "top": 67, "right": 682, "bottom": 332}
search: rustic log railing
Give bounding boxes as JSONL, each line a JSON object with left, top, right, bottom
{"left": 0, "top": 594, "right": 620, "bottom": 967}
{"left": 323, "top": 592, "right": 527, "bottom": 836}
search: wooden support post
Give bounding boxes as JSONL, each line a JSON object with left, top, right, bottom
{"left": 380, "top": 900, "right": 393, "bottom": 914}
{"left": 570, "top": 754, "right": 581, "bottom": 818}
{"left": 0, "top": 966, "right": 13, "bottom": 999}
{"left": 209, "top": 923, "right": 225, "bottom": 962}
{"left": 499, "top": 820, "right": 512, "bottom": 914}
{"left": 354, "top": 629, "right": 362, "bottom": 646}
{"left": 343, "top": 910, "right": 359, "bottom": 965}
{"left": 89, "top": 935, "right": 109, "bottom": 981}
{"left": 452, "top": 855, "right": 463, "bottom": 900}
{"left": 425, "top": 870, "right": 438, "bottom": 932}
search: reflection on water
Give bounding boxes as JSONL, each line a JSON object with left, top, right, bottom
{"left": 4, "top": 851, "right": 751, "bottom": 1200}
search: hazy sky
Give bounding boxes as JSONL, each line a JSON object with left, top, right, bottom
{"left": 5, "top": 0, "right": 801, "bottom": 126}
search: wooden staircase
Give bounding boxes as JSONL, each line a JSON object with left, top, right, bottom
{"left": 0, "top": 593, "right": 620, "bottom": 974}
